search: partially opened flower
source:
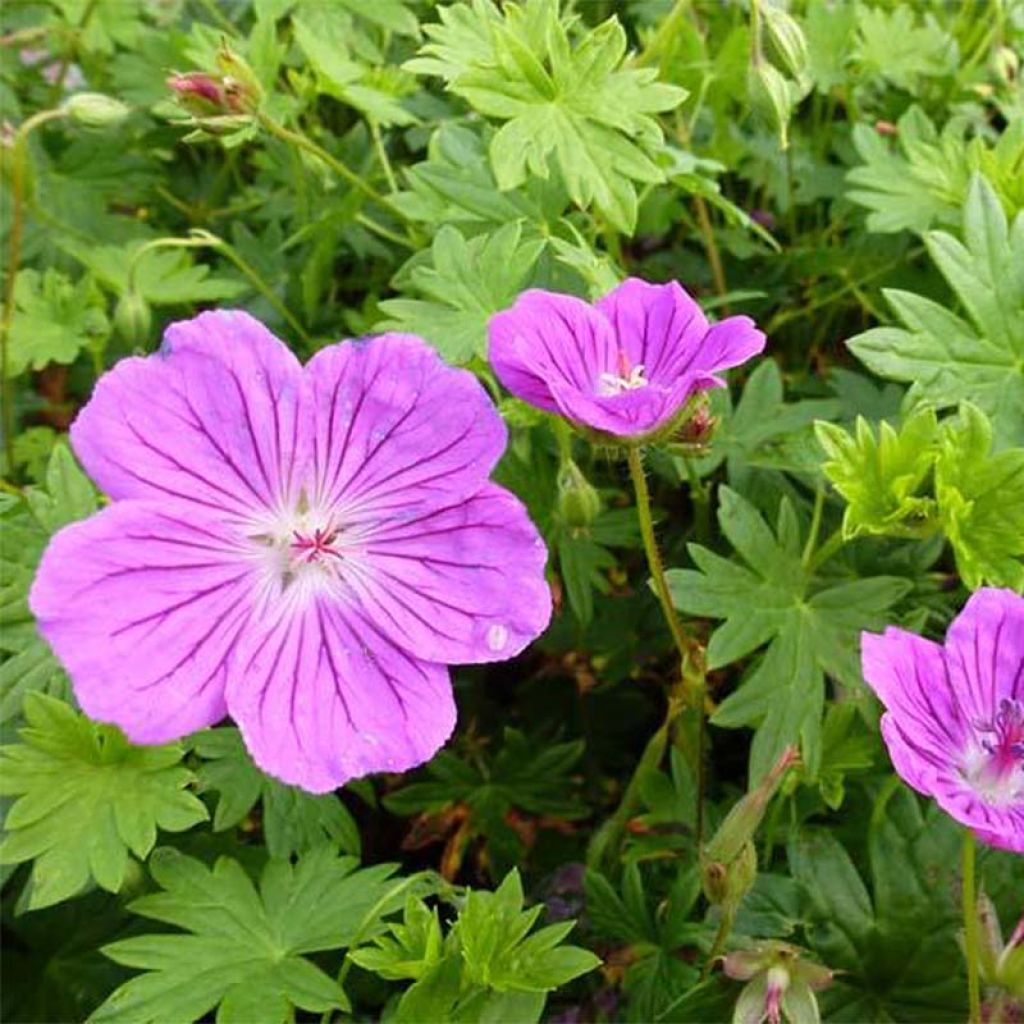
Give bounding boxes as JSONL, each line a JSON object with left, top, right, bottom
{"left": 861, "top": 588, "right": 1024, "bottom": 852}
{"left": 30, "top": 312, "right": 551, "bottom": 792}
{"left": 488, "top": 278, "right": 765, "bottom": 439}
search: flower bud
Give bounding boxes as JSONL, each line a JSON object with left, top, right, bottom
{"left": 761, "top": 5, "right": 809, "bottom": 83}
{"left": 973, "top": 894, "right": 1024, "bottom": 999}
{"left": 993, "top": 45, "right": 1019, "bottom": 85}
{"left": 62, "top": 92, "right": 130, "bottom": 129}
{"left": 704, "top": 746, "right": 800, "bottom": 867}
{"left": 215, "top": 42, "right": 264, "bottom": 112}
{"left": 747, "top": 62, "right": 793, "bottom": 150}
{"left": 168, "top": 72, "right": 227, "bottom": 115}
{"left": 703, "top": 838, "right": 757, "bottom": 907}
{"left": 114, "top": 290, "right": 152, "bottom": 344}
{"left": 556, "top": 458, "right": 601, "bottom": 530}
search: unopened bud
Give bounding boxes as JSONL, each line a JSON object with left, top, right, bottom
{"left": 703, "top": 838, "right": 757, "bottom": 907}
{"left": 704, "top": 746, "right": 800, "bottom": 867}
{"left": 168, "top": 71, "right": 226, "bottom": 115}
{"left": 874, "top": 119, "right": 898, "bottom": 137}
{"left": 556, "top": 458, "right": 601, "bottom": 530}
{"left": 677, "top": 398, "right": 717, "bottom": 447}
{"left": 761, "top": 5, "right": 809, "bottom": 82}
{"left": 747, "top": 62, "right": 793, "bottom": 150}
{"left": 994, "top": 45, "right": 1019, "bottom": 85}
{"left": 62, "top": 92, "right": 130, "bottom": 129}
{"left": 114, "top": 290, "right": 152, "bottom": 344}
{"left": 216, "top": 42, "right": 264, "bottom": 112}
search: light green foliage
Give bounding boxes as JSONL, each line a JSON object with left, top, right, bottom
{"left": 377, "top": 221, "right": 545, "bottom": 362}
{"left": 367, "top": 870, "right": 599, "bottom": 1023}
{"left": 848, "top": 175, "right": 1024, "bottom": 448}
{"left": 852, "top": 4, "right": 955, "bottom": 92}
{"left": 815, "top": 408, "right": 939, "bottom": 539}
{"left": 847, "top": 108, "right": 1024, "bottom": 235}
{"left": 7, "top": 269, "right": 110, "bottom": 377}
{"left": 408, "top": 0, "right": 686, "bottom": 231}
{"left": 92, "top": 846, "right": 413, "bottom": 1024}
{"left": 667, "top": 488, "right": 910, "bottom": 783}
{"left": 192, "top": 727, "right": 361, "bottom": 858}
{"left": 61, "top": 240, "right": 247, "bottom": 306}
{"left": 935, "top": 403, "right": 1024, "bottom": 591}
{"left": 1, "top": 445, "right": 96, "bottom": 725}
{"left": 0, "top": 694, "right": 208, "bottom": 910}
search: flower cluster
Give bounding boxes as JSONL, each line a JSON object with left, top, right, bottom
{"left": 31, "top": 312, "right": 551, "bottom": 791}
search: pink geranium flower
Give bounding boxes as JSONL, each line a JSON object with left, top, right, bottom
{"left": 861, "top": 588, "right": 1024, "bottom": 853}
{"left": 30, "top": 312, "right": 551, "bottom": 792}
{"left": 488, "top": 278, "right": 765, "bottom": 438}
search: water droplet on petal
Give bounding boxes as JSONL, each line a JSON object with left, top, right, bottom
{"left": 486, "top": 623, "right": 509, "bottom": 652}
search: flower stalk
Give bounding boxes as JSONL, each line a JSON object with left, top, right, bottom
{"left": 963, "top": 828, "right": 982, "bottom": 1023}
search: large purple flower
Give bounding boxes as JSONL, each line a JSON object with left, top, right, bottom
{"left": 29, "top": 312, "right": 551, "bottom": 792}
{"left": 488, "top": 278, "right": 765, "bottom": 438}
{"left": 861, "top": 588, "right": 1024, "bottom": 853}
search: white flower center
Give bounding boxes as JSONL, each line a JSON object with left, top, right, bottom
{"left": 598, "top": 364, "right": 648, "bottom": 396}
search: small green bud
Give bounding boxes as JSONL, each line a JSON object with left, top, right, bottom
{"left": 114, "top": 290, "right": 152, "bottom": 344}
{"left": 747, "top": 62, "right": 793, "bottom": 150}
{"left": 993, "top": 45, "right": 1019, "bottom": 85}
{"left": 702, "top": 838, "right": 757, "bottom": 908}
{"left": 556, "top": 458, "right": 601, "bottom": 530}
{"left": 761, "top": 5, "right": 809, "bottom": 83}
{"left": 62, "top": 92, "right": 131, "bottom": 129}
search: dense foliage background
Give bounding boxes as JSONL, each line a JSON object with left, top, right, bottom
{"left": 1, "top": 0, "right": 1022, "bottom": 1022}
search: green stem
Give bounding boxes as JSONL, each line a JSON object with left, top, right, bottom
{"left": 627, "top": 447, "right": 707, "bottom": 844}
{"left": 257, "top": 112, "right": 412, "bottom": 229}
{"left": 682, "top": 455, "right": 711, "bottom": 546}
{"left": 1, "top": 107, "right": 67, "bottom": 472}
{"left": 693, "top": 195, "right": 729, "bottom": 313}
{"left": 807, "top": 527, "right": 845, "bottom": 574}
{"left": 702, "top": 903, "right": 736, "bottom": 980}
{"left": 801, "top": 484, "right": 825, "bottom": 570}
{"left": 963, "top": 829, "right": 982, "bottom": 1024}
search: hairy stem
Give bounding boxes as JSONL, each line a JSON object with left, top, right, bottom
{"left": 627, "top": 446, "right": 707, "bottom": 844}
{"left": 1, "top": 107, "right": 67, "bottom": 472}
{"left": 962, "top": 829, "right": 981, "bottom": 1024}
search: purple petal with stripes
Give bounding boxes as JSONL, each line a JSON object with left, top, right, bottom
{"left": 71, "top": 310, "right": 308, "bottom": 520}
{"left": 306, "top": 332, "right": 506, "bottom": 515}
{"left": 345, "top": 482, "right": 552, "bottom": 664}
{"left": 29, "top": 501, "right": 256, "bottom": 743}
{"left": 226, "top": 593, "right": 455, "bottom": 793}
{"left": 861, "top": 588, "right": 1024, "bottom": 853}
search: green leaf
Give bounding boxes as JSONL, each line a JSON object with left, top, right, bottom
{"left": 91, "top": 846, "right": 412, "bottom": 1023}
{"left": 852, "top": 5, "right": 954, "bottom": 92}
{"left": 192, "top": 727, "right": 360, "bottom": 859}
{"left": 6, "top": 269, "right": 110, "bottom": 376}
{"left": 934, "top": 403, "right": 1024, "bottom": 590}
{"left": 377, "top": 221, "right": 545, "bottom": 363}
{"left": 24, "top": 442, "right": 98, "bottom": 534}
{"left": 61, "top": 241, "right": 247, "bottom": 306}
{"left": 349, "top": 895, "right": 444, "bottom": 981}
{"left": 455, "top": 869, "right": 600, "bottom": 992}
{"left": 815, "top": 408, "right": 939, "bottom": 539}
{"left": 847, "top": 108, "right": 1024, "bottom": 235}
{"left": 666, "top": 488, "right": 910, "bottom": 781}
{"left": 0, "top": 694, "right": 208, "bottom": 910}
{"left": 408, "top": 0, "right": 685, "bottom": 231}
{"left": 847, "top": 175, "right": 1024, "bottom": 448}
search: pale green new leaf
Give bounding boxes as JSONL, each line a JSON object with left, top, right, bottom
{"left": 6, "top": 269, "right": 110, "bottom": 376}
{"left": 935, "top": 403, "right": 1024, "bottom": 590}
{"left": 815, "top": 408, "right": 939, "bottom": 539}
{"left": 666, "top": 488, "right": 910, "bottom": 782}
{"left": 853, "top": 5, "right": 954, "bottom": 92}
{"left": 847, "top": 175, "right": 1024, "bottom": 448}
{"left": 0, "top": 694, "right": 208, "bottom": 910}
{"left": 91, "top": 846, "right": 414, "bottom": 1023}
{"left": 192, "top": 727, "right": 360, "bottom": 859}
{"left": 408, "top": 0, "right": 686, "bottom": 231}
{"left": 376, "top": 221, "right": 545, "bottom": 363}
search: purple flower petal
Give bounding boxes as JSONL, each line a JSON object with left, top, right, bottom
{"left": 488, "top": 278, "right": 766, "bottom": 438}
{"left": 861, "top": 588, "right": 1024, "bottom": 853}
{"left": 306, "top": 333, "right": 506, "bottom": 515}
{"left": 347, "top": 483, "right": 552, "bottom": 664}
{"left": 489, "top": 290, "right": 618, "bottom": 415}
{"left": 71, "top": 310, "right": 308, "bottom": 519}
{"left": 226, "top": 595, "right": 455, "bottom": 793}
{"left": 944, "top": 588, "right": 1024, "bottom": 720}
{"left": 29, "top": 501, "right": 255, "bottom": 742}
